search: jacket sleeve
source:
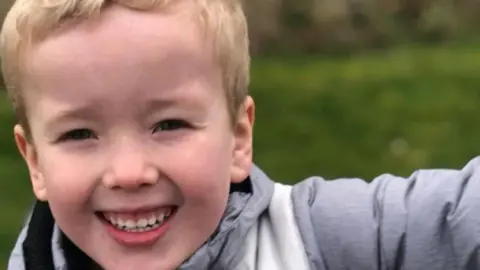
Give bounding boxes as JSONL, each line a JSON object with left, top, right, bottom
{"left": 291, "top": 157, "right": 480, "bottom": 270}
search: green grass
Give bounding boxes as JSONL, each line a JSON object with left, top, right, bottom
{"left": 0, "top": 94, "right": 32, "bottom": 268}
{"left": 252, "top": 44, "right": 480, "bottom": 181}
{"left": 2, "top": 44, "right": 480, "bottom": 266}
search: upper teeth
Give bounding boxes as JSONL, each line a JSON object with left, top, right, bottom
{"left": 103, "top": 208, "right": 173, "bottom": 231}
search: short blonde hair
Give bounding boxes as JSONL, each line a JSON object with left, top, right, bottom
{"left": 0, "top": 0, "right": 250, "bottom": 138}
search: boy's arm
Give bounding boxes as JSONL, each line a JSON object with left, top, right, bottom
{"left": 291, "top": 157, "right": 480, "bottom": 270}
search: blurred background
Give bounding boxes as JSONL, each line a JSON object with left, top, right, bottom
{"left": 2, "top": 0, "right": 480, "bottom": 266}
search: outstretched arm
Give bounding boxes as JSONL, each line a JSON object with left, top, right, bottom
{"left": 292, "top": 157, "right": 480, "bottom": 270}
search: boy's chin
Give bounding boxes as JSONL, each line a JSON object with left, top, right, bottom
{"left": 96, "top": 254, "right": 183, "bottom": 270}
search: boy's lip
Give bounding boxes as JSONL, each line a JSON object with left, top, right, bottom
{"left": 97, "top": 206, "right": 178, "bottom": 247}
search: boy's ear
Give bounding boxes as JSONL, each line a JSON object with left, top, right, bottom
{"left": 14, "top": 125, "right": 48, "bottom": 201}
{"left": 231, "top": 96, "right": 255, "bottom": 183}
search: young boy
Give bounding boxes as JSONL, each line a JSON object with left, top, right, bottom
{"left": 2, "top": 0, "right": 480, "bottom": 269}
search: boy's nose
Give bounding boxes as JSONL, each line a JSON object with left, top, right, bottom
{"left": 102, "top": 139, "right": 159, "bottom": 190}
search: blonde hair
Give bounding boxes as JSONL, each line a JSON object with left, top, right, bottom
{"left": 0, "top": 0, "right": 250, "bottom": 137}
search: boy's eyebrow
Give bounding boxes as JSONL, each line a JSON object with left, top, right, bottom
{"left": 144, "top": 98, "right": 179, "bottom": 114}
{"left": 44, "top": 103, "right": 101, "bottom": 130}
{"left": 142, "top": 96, "right": 205, "bottom": 116}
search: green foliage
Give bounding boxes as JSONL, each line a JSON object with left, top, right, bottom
{"left": 1, "top": 44, "right": 480, "bottom": 266}
{"left": 245, "top": 0, "right": 480, "bottom": 54}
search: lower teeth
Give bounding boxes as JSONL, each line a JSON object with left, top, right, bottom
{"left": 124, "top": 223, "right": 161, "bottom": 232}
{"left": 114, "top": 221, "right": 162, "bottom": 232}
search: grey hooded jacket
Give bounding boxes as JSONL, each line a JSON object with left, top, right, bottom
{"left": 8, "top": 157, "right": 480, "bottom": 269}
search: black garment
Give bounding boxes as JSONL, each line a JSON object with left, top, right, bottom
{"left": 22, "top": 201, "right": 95, "bottom": 270}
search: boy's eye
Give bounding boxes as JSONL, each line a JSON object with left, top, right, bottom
{"left": 57, "top": 128, "right": 97, "bottom": 142}
{"left": 152, "top": 119, "right": 189, "bottom": 133}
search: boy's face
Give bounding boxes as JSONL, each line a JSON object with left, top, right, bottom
{"left": 15, "top": 4, "right": 254, "bottom": 269}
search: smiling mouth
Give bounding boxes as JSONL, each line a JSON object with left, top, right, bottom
{"left": 97, "top": 206, "right": 177, "bottom": 233}
{"left": 96, "top": 206, "right": 178, "bottom": 246}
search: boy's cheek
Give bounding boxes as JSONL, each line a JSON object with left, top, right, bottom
{"left": 38, "top": 153, "right": 99, "bottom": 201}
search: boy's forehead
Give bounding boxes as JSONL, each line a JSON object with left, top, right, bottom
{"left": 26, "top": 3, "right": 214, "bottom": 78}
{"left": 22, "top": 4, "right": 222, "bottom": 113}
